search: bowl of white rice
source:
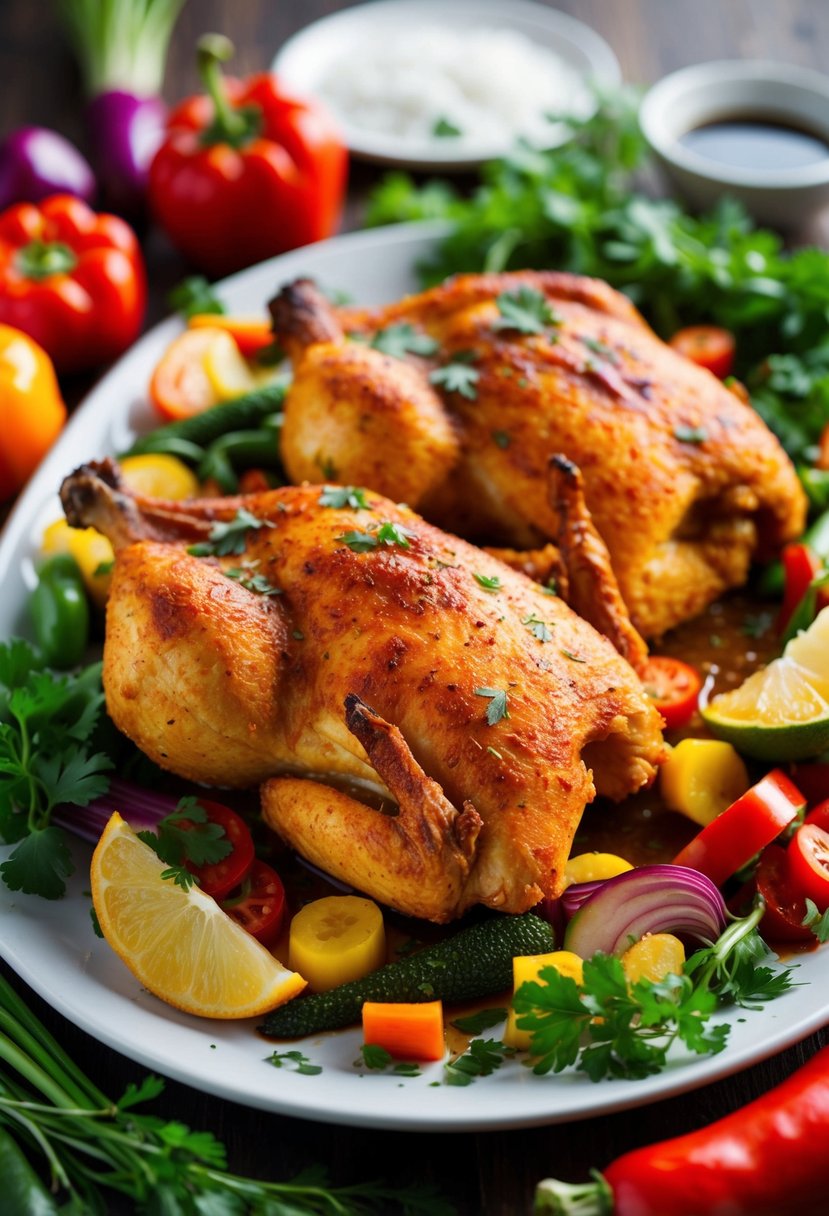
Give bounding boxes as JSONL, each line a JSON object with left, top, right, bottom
{"left": 271, "top": 0, "right": 621, "bottom": 169}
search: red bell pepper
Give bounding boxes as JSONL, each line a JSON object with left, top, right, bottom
{"left": 536, "top": 1044, "right": 829, "bottom": 1215}
{"left": 148, "top": 35, "right": 347, "bottom": 277}
{"left": 0, "top": 194, "right": 145, "bottom": 373}
{"left": 777, "top": 541, "right": 825, "bottom": 637}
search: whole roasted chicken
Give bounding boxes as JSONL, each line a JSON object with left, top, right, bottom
{"left": 271, "top": 272, "right": 806, "bottom": 638}
{"left": 61, "top": 461, "right": 664, "bottom": 923}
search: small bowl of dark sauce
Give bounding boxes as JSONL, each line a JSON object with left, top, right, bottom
{"left": 640, "top": 61, "right": 829, "bottom": 226}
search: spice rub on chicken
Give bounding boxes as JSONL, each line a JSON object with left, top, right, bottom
{"left": 61, "top": 461, "right": 664, "bottom": 923}
{"left": 270, "top": 271, "right": 806, "bottom": 638}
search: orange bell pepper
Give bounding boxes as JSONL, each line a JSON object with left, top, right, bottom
{"left": 0, "top": 324, "right": 66, "bottom": 500}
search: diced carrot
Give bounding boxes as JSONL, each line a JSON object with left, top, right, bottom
{"left": 362, "top": 1000, "right": 445, "bottom": 1061}
{"left": 189, "top": 313, "right": 274, "bottom": 357}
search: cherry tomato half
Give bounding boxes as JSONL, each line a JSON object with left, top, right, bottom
{"left": 181, "top": 799, "right": 255, "bottom": 902}
{"left": 221, "top": 859, "right": 286, "bottom": 945}
{"left": 787, "top": 823, "right": 829, "bottom": 912}
{"left": 641, "top": 656, "right": 702, "bottom": 730}
{"left": 669, "top": 325, "right": 735, "bottom": 378}
{"left": 672, "top": 769, "right": 806, "bottom": 888}
{"left": 756, "top": 844, "right": 813, "bottom": 943}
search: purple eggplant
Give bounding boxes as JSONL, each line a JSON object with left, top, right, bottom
{"left": 86, "top": 91, "right": 167, "bottom": 216}
{"left": 0, "top": 126, "right": 96, "bottom": 210}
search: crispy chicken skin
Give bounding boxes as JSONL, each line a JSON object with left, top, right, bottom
{"left": 62, "top": 461, "right": 664, "bottom": 922}
{"left": 271, "top": 272, "right": 806, "bottom": 638}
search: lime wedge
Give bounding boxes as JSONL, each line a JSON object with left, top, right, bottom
{"left": 702, "top": 606, "right": 829, "bottom": 760}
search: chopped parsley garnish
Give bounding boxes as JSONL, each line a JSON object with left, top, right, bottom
{"left": 137, "top": 797, "right": 233, "bottom": 888}
{"left": 473, "top": 572, "right": 502, "bottom": 592}
{"left": 266, "top": 1050, "right": 323, "bottom": 1076}
{"left": 358, "top": 1045, "right": 421, "bottom": 1075}
{"left": 673, "top": 425, "right": 708, "bottom": 444}
{"left": 474, "top": 687, "right": 510, "bottom": 725}
{"left": 560, "top": 648, "right": 586, "bottom": 662}
{"left": 318, "top": 484, "right": 373, "bottom": 510}
{"left": 444, "top": 1039, "right": 514, "bottom": 1086}
{"left": 493, "top": 286, "right": 562, "bottom": 335}
{"left": 187, "top": 508, "right": 272, "bottom": 558}
{"left": 336, "top": 520, "right": 417, "bottom": 552}
{"left": 223, "top": 560, "right": 281, "bottom": 596}
{"left": 0, "top": 641, "right": 112, "bottom": 900}
{"left": 169, "top": 275, "right": 225, "bottom": 319}
{"left": 450, "top": 1008, "right": 508, "bottom": 1035}
{"left": 523, "top": 614, "right": 553, "bottom": 642}
{"left": 802, "top": 899, "right": 829, "bottom": 943}
{"left": 582, "top": 336, "right": 619, "bottom": 363}
{"left": 491, "top": 429, "right": 511, "bottom": 448}
{"left": 371, "top": 323, "right": 439, "bottom": 359}
{"left": 429, "top": 351, "right": 480, "bottom": 399}
{"left": 432, "top": 116, "right": 462, "bottom": 138}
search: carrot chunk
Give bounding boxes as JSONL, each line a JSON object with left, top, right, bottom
{"left": 362, "top": 1000, "right": 445, "bottom": 1061}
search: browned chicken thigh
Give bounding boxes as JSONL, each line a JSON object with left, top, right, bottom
{"left": 62, "top": 461, "right": 664, "bottom": 923}
{"left": 271, "top": 272, "right": 806, "bottom": 638}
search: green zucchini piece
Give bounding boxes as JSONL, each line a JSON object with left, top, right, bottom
{"left": 261, "top": 912, "right": 554, "bottom": 1038}
{"left": 122, "top": 383, "right": 287, "bottom": 458}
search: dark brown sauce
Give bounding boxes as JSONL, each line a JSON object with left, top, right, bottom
{"left": 679, "top": 118, "right": 829, "bottom": 171}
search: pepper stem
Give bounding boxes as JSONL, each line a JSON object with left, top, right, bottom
{"left": 197, "top": 34, "right": 260, "bottom": 148}
{"left": 16, "top": 241, "right": 77, "bottom": 281}
{"left": 535, "top": 1171, "right": 614, "bottom": 1215}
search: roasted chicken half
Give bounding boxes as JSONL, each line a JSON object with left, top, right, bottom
{"left": 62, "top": 461, "right": 664, "bottom": 923}
{"left": 271, "top": 271, "right": 806, "bottom": 638}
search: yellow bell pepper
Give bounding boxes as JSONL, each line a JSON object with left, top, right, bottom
{"left": 621, "top": 933, "right": 685, "bottom": 985}
{"left": 660, "top": 737, "right": 749, "bottom": 826}
{"left": 288, "top": 895, "right": 386, "bottom": 993}
{"left": 504, "top": 951, "right": 584, "bottom": 1050}
{"left": 564, "top": 852, "right": 633, "bottom": 886}
{"left": 0, "top": 325, "right": 66, "bottom": 500}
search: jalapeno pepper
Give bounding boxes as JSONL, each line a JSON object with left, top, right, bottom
{"left": 29, "top": 553, "right": 90, "bottom": 668}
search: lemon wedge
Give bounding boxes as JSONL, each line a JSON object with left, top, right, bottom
{"left": 91, "top": 813, "right": 306, "bottom": 1019}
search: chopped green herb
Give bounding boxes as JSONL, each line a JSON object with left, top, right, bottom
{"left": 802, "top": 898, "right": 829, "bottom": 943}
{"left": 360, "top": 1044, "right": 393, "bottom": 1070}
{"left": 137, "top": 796, "right": 232, "bottom": 872}
{"left": 523, "top": 614, "right": 553, "bottom": 642}
{"left": 493, "top": 286, "right": 562, "bottom": 335}
{"left": 371, "top": 323, "right": 439, "bottom": 359}
{"left": 336, "top": 529, "right": 378, "bottom": 553}
{"left": 187, "top": 508, "right": 272, "bottom": 558}
{"left": 450, "top": 1007, "right": 508, "bottom": 1035}
{"left": 582, "top": 336, "right": 619, "bottom": 364}
{"left": 266, "top": 1050, "right": 323, "bottom": 1076}
{"left": 336, "top": 521, "right": 417, "bottom": 552}
{"left": 486, "top": 746, "right": 503, "bottom": 760}
{"left": 474, "top": 686, "right": 510, "bottom": 725}
{"left": 674, "top": 425, "right": 709, "bottom": 444}
{"left": 444, "top": 1039, "right": 514, "bottom": 1086}
{"left": 560, "top": 648, "right": 586, "bottom": 663}
{"left": 159, "top": 864, "right": 197, "bottom": 892}
{"left": 376, "top": 521, "right": 415, "bottom": 548}
{"left": 491, "top": 429, "right": 511, "bottom": 448}
{"left": 168, "top": 275, "right": 225, "bottom": 319}
{"left": 319, "top": 484, "right": 373, "bottom": 510}
{"left": 429, "top": 358, "right": 480, "bottom": 400}
{"left": 432, "top": 116, "right": 462, "bottom": 138}
{"left": 473, "top": 572, "right": 502, "bottom": 592}
{"left": 224, "top": 561, "right": 282, "bottom": 596}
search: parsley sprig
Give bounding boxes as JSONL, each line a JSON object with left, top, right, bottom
{"left": 0, "top": 641, "right": 112, "bottom": 899}
{"left": 187, "top": 508, "right": 273, "bottom": 557}
{"left": 803, "top": 898, "right": 829, "bottom": 943}
{"left": 371, "top": 323, "right": 439, "bottom": 359}
{"left": 513, "top": 901, "right": 794, "bottom": 1082}
{"left": 429, "top": 351, "right": 480, "bottom": 399}
{"left": 474, "top": 687, "right": 510, "bottom": 725}
{"left": 336, "top": 520, "right": 417, "bottom": 552}
{"left": 319, "top": 484, "right": 373, "bottom": 510}
{"left": 444, "top": 1039, "right": 514, "bottom": 1086}
{"left": 494, "top": 286, "right": 562, "bottom": 335}
{"left": 137, "top": 796, "right": 233, "bottom": 892}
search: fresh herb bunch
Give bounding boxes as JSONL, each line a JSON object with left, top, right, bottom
{"left": 0, "top": 971, "right": 452, "bottom": 1214}
{"left": 513, "top": 901, "right": 794, "bottom": 1082}
{"left": 0, "top": 640, "right": 112, "bottom": 899}
{"left": 367, "top": 87, "right": 829, "bottom": 463}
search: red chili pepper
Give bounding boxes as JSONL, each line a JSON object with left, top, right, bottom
{"left": 536, "top": 1044, "right": 829, "bottom": 1215}
{"left": 149, "top": 35, "right": 347, "bottom": 277}
{"left": 0, "top": 194, "right": 145, "bottom": 373}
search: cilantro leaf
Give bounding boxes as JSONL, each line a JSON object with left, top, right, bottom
{"left": 375, "top": 521, "right": 415, "bottom": 548}
{"left": 336, "top": 529, "right": 378, "bottom": 553}
{"left": 137, "top": 797, "right": 233, "bottom": 870}
{"left": 360, "top": 1044, "right": 393, "bottom": 1070}
{"left": 429, "top": 356, "right": 480, "bottom": 400}
{"left": 266, "top": 1050, "right": 323, "bottom": 1075}
{"left": 473, "top": 573, "right": 502, "bottom": 592}
{"left": 168, "top": 275, "right": 225, "bottom": 319}
{"left": 474, "top": 687, "right": 510, "bottom": 725}
{"left": 444, "top": 1039, "right": 513, "bottom": 1086}
{"left": 371, "top": 324, "right": 439, "bottom": 359}
{"left": 432, "top": 116, "right": 462, "bottom": 138}
{"left": 450, "top": 1007, "right": 508, "bottom": 1035}
{"left": 522, "top": 614, "right": 553, "bottom": 642}
{"left": 336, "top": 521, "right": 416, "bottom": 552}
{"left": 803, "top": 898, "right": 829, "bottom": 943}
{"left": 0, "top": 827, "right": 74, "bottom": 900}
{"left": 223, "top": 563, "right": 282, "bottom": 596}
{"left": 494, "top": 287, "right": 562, "bottom": 335}
{"left": 318, "top": 485, "right": 373, "bottom": 510}
{"left": 187, "top": 509, "right": 272, "bottom": 558}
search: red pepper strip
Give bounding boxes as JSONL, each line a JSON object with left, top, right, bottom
{"left": 536, "top": 1045, "right": 829, "bottom": 1215}
{"left": 777, "top": 542, "right": 823, "bottom": 636}
{"left": 672, "top": 769, "right": 805, "bottom": 888}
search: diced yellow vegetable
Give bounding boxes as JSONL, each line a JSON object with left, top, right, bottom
{"left": 504, "top": 951, "right": 584, "bottom": 1050}
{"left": 119, "top": 454, "right": 199, "bottom": 501}
{"left": 288, "top": 895, "right": 386, "bottom": 993}
{"left": 41, "top": 518, "right": 114, "bottom": 610}
{"left": 660, "top": 737, "right": 749, "bottom": 826}
{"left": 621, "top": 933, "right": 685, "bottom": 985}
{"left": 203, "top": 329, "right": 258, "bottom": 399}
{"left": 564, "top": 852, "right": 633, "bottom": 887}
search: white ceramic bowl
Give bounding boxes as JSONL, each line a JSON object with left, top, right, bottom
{"left": 640, "top": 60, "right": 829, "bottom": 226}
{"left": 272, "top": 0, "right": 620, "bottom": 170}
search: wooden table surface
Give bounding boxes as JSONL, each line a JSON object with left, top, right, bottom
{"left": 2, "top": 1, "right": 828, "bottom": 1212}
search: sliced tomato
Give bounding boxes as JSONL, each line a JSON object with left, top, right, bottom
{"left": 189, "top": 313, "right": 273, "bottom": 357}
{"left": 181, "top": 799, "right": 255, "bottom": 902}
{"left": 640, "top": 656, "right": 701, "bottom": 730}
{"left": 756, "top": 844, "right": 813, "bottom": 943}
{"left": 787, "top": 822, "right": 829, "bottom": 911}
{"left": 669, "top": 325, "right": 735, "bottom": 378}
{"left": 805, "top": 799, "right": 829, "bottom": 833}
{"left": 672, "top": 769, "right": 806, "bottom": 888}
{"left": 221, "top": 859, "right": 286, "bottom": 945}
